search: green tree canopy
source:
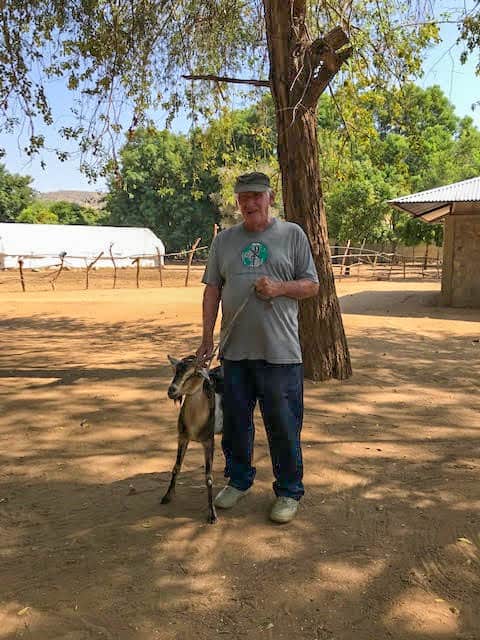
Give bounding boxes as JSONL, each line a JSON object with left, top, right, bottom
{"left": 17, "top": 202, "right": 58, "bottom": 224}
{"left": 106, "top": 128, "right": 219, "bottom": 251}
{"left": 318, "top": 83, "right": 480, "bottom": 245}
{"left": 0, "top": 164, "right": 34, "bottom": 222}
{"left": 0, "top": 1, "right": 440, "bottom": 174}
{"left": 186, "top": 83, "right": 480, "bottom": 247}
{"left": 49, "top": 201, "right": 108, "bottom": 225}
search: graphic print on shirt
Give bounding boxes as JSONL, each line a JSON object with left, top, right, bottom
{"left": 241, "top": 242, "right": 269, "bottom": 268}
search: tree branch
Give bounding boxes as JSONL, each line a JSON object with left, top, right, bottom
{"left": 182, "top": 74, "right": 270, "bottom": 88}
{"left": 299, "top": 27, "right": 353, "bottom": 110}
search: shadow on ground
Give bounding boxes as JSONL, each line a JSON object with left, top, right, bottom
{"left": 0, "top": 290, "right": 479, "bottom": 639}
{"left": 339, "top": 288, "right": 480, "bottom": 322}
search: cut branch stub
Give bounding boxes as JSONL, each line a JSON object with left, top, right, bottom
{"left": 294, "top": 26, "right": 352, "bottom": 110}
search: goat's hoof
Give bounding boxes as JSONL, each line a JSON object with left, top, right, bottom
{"left": 207, "top": 513, "right": 218, "bottom": 525}
{"left": 160, "top": 494, "right": 172, "bottom": 504}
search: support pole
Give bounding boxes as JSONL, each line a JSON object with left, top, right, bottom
{"left": 85, "top": 252, "right": 104, "bottom": 289}
{"left": 156, "top": 247, "right": 163, "bottom": 287}
{"left": 109, "top": 243, "right": 117, "bottom": 289}
{"left": 340, "top": 240, "right": 351, "bottom": 277}
{"left": 372, "top": 253, "right": 378, "bottom": 279}
{"left": 387, "top": 254, "right": 395, "bottom": 280}
{"left": 50, "top": 252, "right": 66, "bottom": 291}
{"left": 18, "top": 257, "right": 25, "bottom": 292}
{"left": 131, "top": 257, "right": 141, "bottom": 289}
{"left": 185, "top": 237, "right": 201, "bottom": 287}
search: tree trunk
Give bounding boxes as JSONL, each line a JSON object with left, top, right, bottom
{"left": 263, "top": 0, "right": 352, "bottom": 381}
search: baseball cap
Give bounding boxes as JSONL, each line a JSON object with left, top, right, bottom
{"left": 234, "top": 172, "right": 271, "bottom": 193}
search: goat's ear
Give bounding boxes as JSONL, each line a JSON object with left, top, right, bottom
{"left": 168, "top": 355, "right": 180, "bottom": 367}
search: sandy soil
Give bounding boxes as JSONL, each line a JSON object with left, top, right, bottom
{"left": 0, "top": 274, "right": 479, "bottom": 640}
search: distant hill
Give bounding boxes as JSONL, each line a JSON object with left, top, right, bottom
{"left": 37, "top": 190, "right": 106, "bottom": 209}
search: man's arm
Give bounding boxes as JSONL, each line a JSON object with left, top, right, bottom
{"left": 196, "top": 284, "right": 222, "bottom": 360}
{"left": 255, "top": 276, "right": 318, "bottom": 300}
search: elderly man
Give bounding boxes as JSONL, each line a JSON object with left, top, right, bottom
{"left": 196, "top": 172, "right": 319, "bottom": 523}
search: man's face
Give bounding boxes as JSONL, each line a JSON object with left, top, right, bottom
{"left": 236, "top": 190, "right": 274, "bottom": 230}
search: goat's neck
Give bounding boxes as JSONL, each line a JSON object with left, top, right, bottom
{"left": 181, "top": 378, "right": 211, "bottom": 428}
{"left": 182, "top": 375, "right": 208, "bottom": 405}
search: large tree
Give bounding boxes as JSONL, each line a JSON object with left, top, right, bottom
{"left": 0, "top": 1, "right": 439, "bottom": 380}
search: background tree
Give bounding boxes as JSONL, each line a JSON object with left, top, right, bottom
{"left": 0, "top": 164, "right": 34, "bottom": 222}
{"left": 106, "top": 128, "right": 219, "bottom": 251}
{"left": 317, "top": 83, "right": 480, "bottom": 247}
{"left": 17, "top": 202, "right": 58, "bottom": 224}
{"left": 50, "top": 201, "right": 108, "bottom": 225}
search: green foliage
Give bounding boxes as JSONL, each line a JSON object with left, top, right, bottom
{"left": 317, "top": 83, "right": 480, "bottom": 246}
{"left": 324, "top": 163, "right": 395, "bottom": 243}
{"left": 0, "top": 0, "right": 265, "bottom": 169}
{"left": 0, "top": 1, "right": 441, "bottom": 174}
{"left": 459, "top": 9, "right": 480, "bottom": 74}
{"left": 17, "top": 202, "right": 58, "bottom": 224}
{"left": 200, "top": 98, "right": 280, "bottom": 225}
{"left": 105, "top": 80, "right": 480, "bottom": 250}
{"left": 49, "top": 201, "right": 108, "bottom": 225}
{"left": 0, "top": 164, "right": 34, "bottom": 222}
{"left": 14, "top": 197, "right": 107, "bottom": 225}
{"left": 393, "top": 215, "right": 443, "bottom": 248}
{"left": 105, "top": 128, "right": 219, "bottom": 251}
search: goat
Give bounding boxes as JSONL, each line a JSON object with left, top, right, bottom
{"left": 162, "top": 355, "right": 224, "bottom": 524}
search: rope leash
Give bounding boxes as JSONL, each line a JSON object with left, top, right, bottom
{"left": 203, "top": 284, "right": 273, "bottom": 370}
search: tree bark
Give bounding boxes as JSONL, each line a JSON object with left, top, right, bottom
{"left": 263, "top": 0, "right": 352, "bottom": 381}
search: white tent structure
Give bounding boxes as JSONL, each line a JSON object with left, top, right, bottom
{"left": 0, "top": 223, "right": 165, "bottom": 269}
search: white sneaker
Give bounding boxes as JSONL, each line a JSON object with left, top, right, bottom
{"left": 214, "top": 485, "right": 249, "bottom": 509}
{"left": 269, "top": 497, "right": 299, "bottom": 523}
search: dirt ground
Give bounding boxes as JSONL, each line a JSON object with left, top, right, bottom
{"left": 1, "top": 270, "right": 479, "bottom": 640}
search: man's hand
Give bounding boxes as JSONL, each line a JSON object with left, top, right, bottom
{"left": 255, "top": 276, "right": 284, "bottom": 300}
{"left": 196, "top": 337, "right": 214, "bottom": 362}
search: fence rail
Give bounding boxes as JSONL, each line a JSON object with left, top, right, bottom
{"left": 1, "top": 240, "right": 443, "bottom": 292}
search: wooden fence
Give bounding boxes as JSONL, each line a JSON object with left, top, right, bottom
{"left": 2, "top": 240, "right": 442, "bottom": 292}
{"left": 330, "top": 244, "right": 443, "bottom": 281}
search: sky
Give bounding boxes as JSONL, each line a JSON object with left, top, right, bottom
{"left": 2, "top": 17, "right": 479, "bottom": 194}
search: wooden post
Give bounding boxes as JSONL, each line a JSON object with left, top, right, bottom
{"left": 423, "top": 243, "right": 430, "bottom": 276}
{"left": 156, "top": 247, "right": 163, "bottom": 287}
{"left": 357, "top": 239, "right": 366, "bottom": 282}
{"left": 185, "top": 237, "right": 201, "bottom": 287}
{"left": 18, "top": 257, "right": 25, "bottom": 292}
{"left": 372, "top": 253, "right": 378, "bottom": 279}
{"left": 50, "top": 252, "right": 66, "bottom": 291}
{"left": 340, "top": 239, "right": 351, "bottom": 277}
{"left": 131, "top": 257, "right": 141, "bottom": 288}
{"left": 387, "top": 254, "right": 395, "bottom": 280}
{"left": 85, "top": 252, "right": 104, "bottom": 289}
{"left": 109, "top": 243, "right": 117, "bottom": 289}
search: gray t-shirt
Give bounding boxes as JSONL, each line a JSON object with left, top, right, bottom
{"left": 202, "top": 219, "right": 318, "bottom": 363}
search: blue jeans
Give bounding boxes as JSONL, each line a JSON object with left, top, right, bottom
{"left": 222, "top": 359, "right": 304, "bottom": 500}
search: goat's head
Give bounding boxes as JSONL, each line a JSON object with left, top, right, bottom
{"left": 167, "top": 355, "right": 209, "bottom": 401}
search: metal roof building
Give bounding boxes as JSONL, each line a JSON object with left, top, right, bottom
{"left": 389, "top": 177, "right": 480, "bottom": 307}
{"left": 389, "top": 176, "right": 480, "bottom": 223}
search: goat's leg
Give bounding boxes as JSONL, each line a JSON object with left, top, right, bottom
{"left": 202, "top": 437, "right": 217, "bottom": 524}
{"left": 161, "top": 438, "right": 189, "bottom": 504}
